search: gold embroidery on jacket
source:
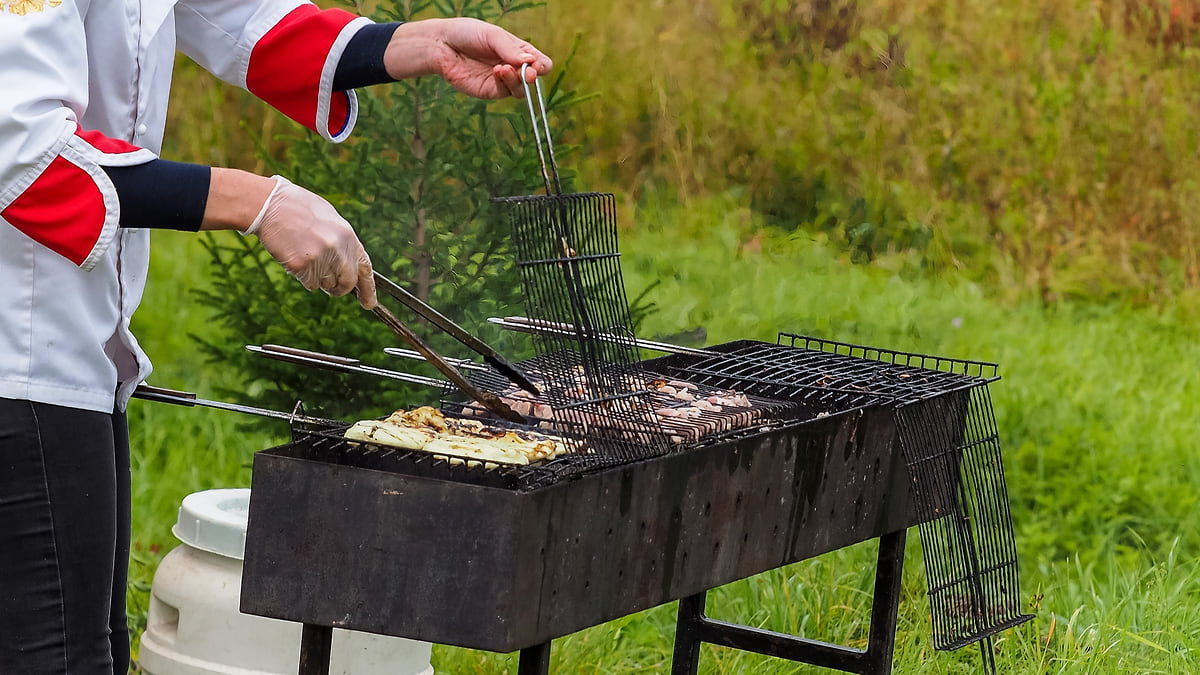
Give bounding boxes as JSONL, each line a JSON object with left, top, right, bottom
{"left": 4, "top": 0, "right": 62, "bottom": 14}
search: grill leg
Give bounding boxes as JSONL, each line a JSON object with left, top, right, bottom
{"left": 862, "top": 529, "right": 906, "bottom": 675}
{"left": 517, "top": 640, "right": 552, "bottom": 675}
{"left": 669, "top": 530, "right": 908, "bottom": 675}
{"left": 298, "top": 624, "right": 333, "bottom": 675}
{"left": 670, "top": 592, "right": 706, "bottom": 675}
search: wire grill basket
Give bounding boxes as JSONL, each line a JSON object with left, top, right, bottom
{"left": 492, "top": 68, "right": 670, "bottom": 463}
{"left": 894, "top": 385, "right": 1033, "bottom": 652}
{"left": 772, "top": 334, "right": 1034, "bottom": 657}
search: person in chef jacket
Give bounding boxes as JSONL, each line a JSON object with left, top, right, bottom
{"left": 0, "top": 4, "right": 550, "bottom": 672}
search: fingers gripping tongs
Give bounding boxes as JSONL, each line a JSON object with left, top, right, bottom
{"left": 361, "top": 270, "right": 539, "bottom": 424}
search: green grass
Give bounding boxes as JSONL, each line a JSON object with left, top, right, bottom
{"left": 125, "top": 194, "right": 1200, "bottom": 673}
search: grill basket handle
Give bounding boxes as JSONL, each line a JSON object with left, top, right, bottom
{"left": 521, "top": 62, "right": 563, "bottom": 196}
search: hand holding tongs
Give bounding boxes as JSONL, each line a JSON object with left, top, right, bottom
{"left": 358, "top": 270, "right": 538, "bottom": 424}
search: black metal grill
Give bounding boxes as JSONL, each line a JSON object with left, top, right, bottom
{"left": 239, "top": 69, "right": 1030, "bottom": 675}
{"left": 243, "top": 401, "right": 920, "bottom": 675}
{"left": 644, "top": 334, "right": 1034, "bottom": 655}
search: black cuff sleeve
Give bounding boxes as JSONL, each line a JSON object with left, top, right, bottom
{"left": 103, "top": 160, "right": 210, "bottom": 231}
{"left": 333, "top": 22, "right": 402, "bottom": 91}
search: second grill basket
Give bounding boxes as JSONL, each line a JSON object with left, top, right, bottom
{"left": 491, "top": 66, "right": 671, "bottom": 464}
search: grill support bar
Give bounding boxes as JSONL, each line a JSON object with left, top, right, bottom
{"left": 671, "top": 530, "right": 906, "bottom": 675}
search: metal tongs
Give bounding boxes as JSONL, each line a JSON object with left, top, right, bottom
{"left": 360, "top": 270, "right": 538, "bottom": 423}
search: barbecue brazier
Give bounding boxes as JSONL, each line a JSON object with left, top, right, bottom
{"left": 239, "top": 335, "right": 1031, "bottom": 675}
{"left": 241, "top": 79, "right": 1030, "bottom": 672}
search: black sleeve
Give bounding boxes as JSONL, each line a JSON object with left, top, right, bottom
{"left": 332, "top": 22, "right": 403, "bottom": 91}
{"left": 103, "top": 160, "right": 210, "bottom": 231}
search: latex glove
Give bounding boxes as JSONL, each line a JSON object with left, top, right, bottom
{"left": 245, "top": 176, "right": 377, "bottom": 309}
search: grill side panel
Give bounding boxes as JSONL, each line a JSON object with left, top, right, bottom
{"left": 239, "top": 449, "right": 533, "bottom": 649}
{"left": 240, "top": 408, "right": 917, "bottom": 652}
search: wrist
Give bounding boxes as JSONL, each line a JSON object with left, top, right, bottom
{"left": 383, "top": 19, "right": 445, "bottom": 82}
{"left": 201, "top": 169, "right": 279, "bottom": 233}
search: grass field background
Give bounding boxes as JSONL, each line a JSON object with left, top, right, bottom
{"left": 127, "top": 207, "right": 1200, "bottom": 672}
{"left": 121, "top": 0, "right": 1200, "bottom": 671}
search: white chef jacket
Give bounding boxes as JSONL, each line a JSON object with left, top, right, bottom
{"left": 0, "top": 0, "right": 371, "bottom": 413}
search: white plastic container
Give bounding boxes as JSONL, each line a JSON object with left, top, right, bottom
{"left": 139, "top": 488, "right": 433, "bottom": 675}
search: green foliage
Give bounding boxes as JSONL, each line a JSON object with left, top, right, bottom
{"left": 504, "top": 0, "right": 1200, "bottom": 303}
{"left": 132, "top": 202, "right": 1200, "bottom": 672}
{"left": 137, "top": 1, "right": 1200, "bottom": 672}
{"left": 194, "top": 0, "right": 590, "bottom": 422}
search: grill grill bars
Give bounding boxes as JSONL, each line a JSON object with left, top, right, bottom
{"left": 895, "top": 384, "right": 1032, "bottom": 651}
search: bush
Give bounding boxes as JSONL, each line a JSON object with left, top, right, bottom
{"left": 195, "top": 0, "right": 586, "bottom": 423}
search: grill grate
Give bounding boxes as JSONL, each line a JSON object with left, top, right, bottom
{"left": 442, "top": 348, "right": 814, "bottom": 468}
{"left": 289, "top": 391, "right": 810, "bottom": 492}
{"left": 895, "top": 384, "right": 1032, "bottom": 652}
{"left": 659, "top": 335, "right": 995, "bottom": 402}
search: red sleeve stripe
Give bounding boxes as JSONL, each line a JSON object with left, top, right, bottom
{"left": 0, "top": 128, "right": 142, "bottom": 270}
{"left": 247, "top": 5, "right": 361, "bottom": 140}
{"left": 76, "top": 128, "right": 141, "bottom": 155}
{"left": 1, "top": 154, "right": 109, "bottom": 268}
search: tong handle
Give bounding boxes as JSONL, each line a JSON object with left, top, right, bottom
{"left": 132, "top": 384, "right": 198, "bottom": 406}
{"left": 364, "top": 302, "right": 527, "bottom": 425}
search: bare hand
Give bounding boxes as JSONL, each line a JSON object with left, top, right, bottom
{"left": 383, "top": 18, "right": 553, "bottom": 99}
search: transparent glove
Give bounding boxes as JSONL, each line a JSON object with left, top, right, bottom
{"left": 246, "top": 176, "right": 377, "bottom": 309}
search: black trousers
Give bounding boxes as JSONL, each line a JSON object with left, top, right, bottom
{"left": 0, "top": 399, "right": 131, "bottom": 675}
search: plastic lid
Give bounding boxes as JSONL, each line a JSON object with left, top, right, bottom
{"left": 171, "top": 488, "right": 251, "bottom": 560}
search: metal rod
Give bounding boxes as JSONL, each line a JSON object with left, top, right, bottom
{"left": 247, "top": 344, "right": 447, "bottom": 389}
{"left": 132, "top": 384, "right": 342, "bottom": 427}
{"left": 488, "top": 316, "right": 712, "bottom": 356}
{"left": 520, "top": 63, "right": 562, "bottom": 196}
{"left": 669, "top": 531, "right": 907, "bottom": 675}
{"left": 980, "top": 636, "right": 998, "bottom": 675}
{"left": 671, "top": 593, "right": 706, "bottom": 675}
{"left": 383, "top": 347, "right": 489, "bottom": 371}
{"left": 517, "top": 641, "right": 552, "bottom": 675}
{"left": 864, "top": 529, "right": 907, "bottom": 674}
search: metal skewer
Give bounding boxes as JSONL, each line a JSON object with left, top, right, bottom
{"left": 488, "top": 316, "right": 713, "bottom": 356}
{"left": 383, "top": 347, "right": 490, "bottom": 372}
{"left": 132, "top": 383, "right": 344, "bottom": 427}
{"left": 247, "top": 344, "right": 448, "bottom": 388}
